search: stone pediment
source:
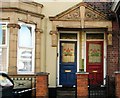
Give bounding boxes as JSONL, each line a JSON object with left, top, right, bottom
{"left": 49, "top": 2, "right": 108, "bottom": 21}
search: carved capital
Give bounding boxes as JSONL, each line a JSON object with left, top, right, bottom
{"left": 49, "top": 30, "right": 58, "bottom": 35}
{"left": 35, "top": 28, "right": 43, "bottom": 34}
{"left": 7, "top": 23, "right": 21, "bottom": 29}
{"left": 107, "top": 32, "right": 112, "bottom": 46}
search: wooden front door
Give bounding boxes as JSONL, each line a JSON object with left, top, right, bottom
{"left": 59, "top": 41, "right": 77, "bottom": 86}
{"left": 86, "top": 41, "right": 103, "bottom": 85}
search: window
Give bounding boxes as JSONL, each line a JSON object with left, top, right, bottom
{"left": 60, "top": 33, "right": 77, "bottom": 39}
{"left": 17, "top": 23, "right": 35, "bottom": 74}
{"left": 0, "top": 23, "right": 9, "bottom": 72}
{"left": 86, "top": 33, "right": 104, "bottom": 39}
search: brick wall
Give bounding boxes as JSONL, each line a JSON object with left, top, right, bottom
{"left": 107, "top": 20, "right": 119, "bottom": 77}
{"left": 107, "top": 20, "right": 119, "bottom": 97}
{"left": 76, "top": 73, "right": 89, "bottom": 98}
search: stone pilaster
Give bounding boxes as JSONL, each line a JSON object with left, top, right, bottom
{"left": 35, "top": 28, "right": 43, "bottom": 73}
{"left": 7, "top": 23, "right": 20, "bottom": 75}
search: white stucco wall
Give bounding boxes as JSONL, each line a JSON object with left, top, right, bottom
{"left": 35, "top": 1, "right": 81, "bottom": 87}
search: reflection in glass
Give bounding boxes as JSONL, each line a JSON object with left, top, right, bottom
{"left": 18, "top": 61, "right": 32, "bottom": 72}
{"left": 0, "top": 24, "right": 6, "bottom": 45}
{"left": 19, "top": 25, "right": 32, "bottom": 47}
{"left": 18, "top": 24, "right": 34, "bottom": 73}
{"left": 0, "top": 48, "right": 7, "bottom": 72}
{"left": 18, "top": 49, "right": 32, "bottom": 72}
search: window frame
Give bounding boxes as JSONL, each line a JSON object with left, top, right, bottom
{"left": 17, "top": 22, "right": 35, "bottom": 74}
{"left": 0, "top": 22, "right": 9, "bottom": 73}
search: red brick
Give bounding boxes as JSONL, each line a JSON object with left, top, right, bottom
{"left": 76, "top": 73, "right": 89, "bottom": 97}
{"left": 36, "top": 74, "right": 49, "bottom": 97}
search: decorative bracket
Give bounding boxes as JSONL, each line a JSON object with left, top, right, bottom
{"left": 49, "top": 30, "right": 58, "bottom": 47}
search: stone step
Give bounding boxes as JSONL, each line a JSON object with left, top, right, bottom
{"left": 57, "top": 90, "right": 75, "bottom": 96}
{"left": 57, "top": 87, "right": 76, "bottom": 98}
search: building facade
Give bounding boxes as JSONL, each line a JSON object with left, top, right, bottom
{"left": 48, "top": 2, "right": 119, "bottom": 88}
{"left": 0, "top": 1, "right": 44, "bottom": 74}
{"left": 0, "top": 0, "right": 120, "bottom": 95}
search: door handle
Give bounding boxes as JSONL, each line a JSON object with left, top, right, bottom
{"left": 92, "top": 70, "right": 98, "bottom": 73}
{"left": 65, "top": 70, "right": 71, "bottom": 72}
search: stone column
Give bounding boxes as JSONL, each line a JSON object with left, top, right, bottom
{"left": 76, "top": 72, "right": 89, "bottom": 98}
{"left": 115, "top": 71, "right": 120, "bottom": 98}
{"left": 36, "top": 72, "right": 49, "bottom": 98}
{"left": 35, "top": 28, "right": 43, "bottom": 73}
{"left": 7, "top": 23, "right": 20, "bottom": 75}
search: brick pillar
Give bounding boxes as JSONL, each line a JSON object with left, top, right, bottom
{"left": 36, "top": 72, "right": 49, "bottom": 98}
{"left": 76, "top": 72, "right": 89, "bottom": 98}
{"left": 115, "top": 71, "right": 120, "bottom": 98}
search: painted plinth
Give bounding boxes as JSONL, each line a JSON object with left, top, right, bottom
{"left": 115, "top": 71, "right": 120, "bottom": 98}
{"left": 36, "top": 72, "right": 49, "bottom": 98}
{"left": 76, "top": 72, "right": 89, "bottom": 98}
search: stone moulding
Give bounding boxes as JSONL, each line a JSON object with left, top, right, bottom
{"left": 0, "top": 7, "right": 45, "bottom": 19}
{"left": 7, "top": 23, "right": 21, "bottom": 29}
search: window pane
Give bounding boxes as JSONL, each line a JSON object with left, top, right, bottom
{"left": 18, "top": 24, "right": 34, "bottom": 74}
{"left": 0, "top": 48, "right": 7, "bottom": 72}
{"left": 18, "top": 48, "right": 32, "bottom": 72}
{"left": 62, "top": 43, "right": 75, "bottom": 63}
{"left": 19, "top": 25, "right": 32, "bottom": 47}
{"left": 18, "top": 60, "right": 32, "bottom": 72}
{"left": 0, "top": 24, "right": 6, "bottom": 45}
{"left": 88, "top": 43, "right": 101, "bottom": 63}
{"left": 86, "top": 33, "right": 104, "bottom": 39}
{"left": 60, "top": 33, "right": 77, "bottom": 39}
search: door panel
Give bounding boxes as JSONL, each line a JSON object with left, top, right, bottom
{"left": 59, "top": 41, "right": 77, "bottom": 86}
{"left": 86, "top": 41, "right": 103, "bottom": 85}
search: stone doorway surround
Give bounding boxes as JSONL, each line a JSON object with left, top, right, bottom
{"left": 49, "top": 2, "right": 112, "bottom": 41}
{"left": 49, "top": 2, "right": 112, "bottom": 87}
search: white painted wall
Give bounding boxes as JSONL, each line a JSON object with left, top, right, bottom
{"left": 35, "top": 1, "right": 81, "bottom": 87}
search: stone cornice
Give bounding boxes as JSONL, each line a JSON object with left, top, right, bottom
{"left": 0, "top": 7, "right": 45, "bottom": 19}
{"left": 22, "top": 1, "right": 44, "bottom": 8}
{"left": 7, "top": 23, "right": 21, "bottom": 29}
{"left": 0, "top": 17, "right": 10, "bottom": 20}
{"left": 18, "top": 18, "right": 36, "bottom": 24}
